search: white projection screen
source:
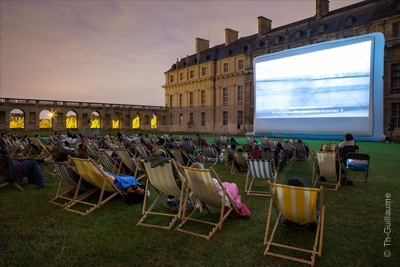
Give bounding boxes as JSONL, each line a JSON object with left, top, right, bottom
{"left": 253, "top": 33, "right": 385, "bottom": 141}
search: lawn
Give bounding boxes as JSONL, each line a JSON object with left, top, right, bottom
{"left": 0, "top": 136, "right": 399, "bottom": 266}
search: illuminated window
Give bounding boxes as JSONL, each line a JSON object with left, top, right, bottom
{"left": 39, "top": 110, "right": 53, "bottom": 129}
{"left": 151, "top": 114, "right": 157, "bottom": 129}
{"left": 112, "top": 113, "right": 121, "bottom": 129}
{"left": 201, "top": 90, "right": 206, "bottom": 105}
{"left": 238, "top": 59, "right": 244, "bottom": 70}
{"left": 223, "top": 87, "right": 228, "bottom": 103}
{"left": 132, "top": 115, "right": 140, "bottom": 129}
{"left": 10, "top": 109, "right": 25, "bottom": 129}
{"left": 237, "top": 85, "right": 243, "bottom": 102}
{"left": 223, "top": 63, "right": 228, "bottom": 73}
{"left": 66, "top": 111, "right": 77, "bottom": 129}
{"left": 90, "top": 112, "right": 100, "bottom": 129}
{"left": 223, "top": 111, "right": 228, "bottom": 126}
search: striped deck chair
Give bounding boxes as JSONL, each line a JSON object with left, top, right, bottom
{"left": 283, "top": 141, "right": 295, "bottom": 160}
{"left": 220, "top": 135, "right": 229, "bottom": 148}
{"left": 85, "top": 143, "right": 99, "bottom": 160}
{"left": 246, "top": 136, "right": 256, "bottom": 145}
{"left": 212, "top": 135, "right": 222, "bottom": 148}
{"left": 135, "top": 144, "right": 150, "bottom": 159}
{"left": 202, "top": 146, "right": 220, "bottom": 165}
{"left": 95, "top": 151, "right": 120, "bottom": 175}
{"left": 260, "top": 136, "right": 269, "bottom": 146}
{"left": 64, "top": 157, "right": 125, "bottom": 215}
{"left": 312, "top": 150, "right": 341, "bottom": 191}
{"left": 246, "top": 159, "right": 277, "bottom": 196}
{"left": 177, "top": 166, "right": 239, "bottom": 240}
{"left": 181, "top": 139, "right": 198, "bottom": 157}
{"left": 153, "top": 144, "right": 170, "bottom": 157}
{"left": 49, "top": 162, "right": 95, "bottom": 207}
{"left": 224, "top": 148, "right": 235, "bottom": 166}
{"left": 113, "top": 148, "right": 145, "bottom": 180}
{"left": 319, "top": 143, "right": 337, "bottom": 152}
{"left": 231, "top": 152, "right": 249, "bottom": 175}
{"left": 260, "top": 150, "right": 275, "bottom": 161}
{"left": 137, "top": 159, "right": 187, "bottom": 230}
{"left": 167, "top": 148, "right": 192, "bottom": 167}
{"left": 264, "top": 181, "right": 325, "bottom": 266}
{"left": 294, "top": 142, "right": 311, "bottom": 161}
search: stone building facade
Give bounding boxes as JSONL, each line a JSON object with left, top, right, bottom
{"left": 163, "top": 0, "right": 400, "bottom": 139}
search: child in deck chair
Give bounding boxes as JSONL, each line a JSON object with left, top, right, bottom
{"left": 190, "top": 163, "right": 251, "bottom": 218}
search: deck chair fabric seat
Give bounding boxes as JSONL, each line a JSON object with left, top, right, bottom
{"left": 202, "top": 146, "right": 219, "bottom": 165}
{"left": 177, "top": 166, "right": 239, "bottom": 240}
{"left": 167, "top": 148, "right": 192, "bottom": 166}
{"left": 231, "top": 152, "right": 249, "bottom": 175}
{"left": 313, "top": 150, "right": 341, "bottom": 191}
{"left": 264, "top": 182, "right": 325, "bottom": 266}
{"left": 137, "top": 159, "right": 186, "bottom": 230}
{"left": 246, "top": 159, "right": 277, "bottom": 196}
{"left": 113, "top": 148, "right": 144, "bottom": 180}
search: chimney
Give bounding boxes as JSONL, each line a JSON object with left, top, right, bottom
{"left": 195, "top": 38, "right": 210, "bottom": 54}
{"left": 258, "top": 16, "right": 272, "bottom": 36}
{"left": 225, "top": 28, "right": 238, "bottom": 46}
{"left": 316, "top": 0, "right": 329, "bottom": 19}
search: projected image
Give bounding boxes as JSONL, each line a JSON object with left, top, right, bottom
{"left": 255, "top": 41, "right": 372, "bottom": 118}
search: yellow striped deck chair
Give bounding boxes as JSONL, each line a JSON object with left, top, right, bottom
{"left": 319, "top": 143, "right": 338, "bottom": 152}
{"left": 264, "top": 181, "right": 325, "bottom": 266}
{"left": 137, "top": 159, "right": 186, "bottom": 230}
{"left": 231, "top": 152, "right": 249, "bottom": 175}
{"left": 64, "top": 157, "right": 124, "bottom": 215}
{"left": 177, "top": 166, "right": 239, "bottom": 240}
{"left": 312, "top": 150, "right": 341, "bottom": 191}
{"left": 246, "top": 159, "right": 277, "bottom": 196}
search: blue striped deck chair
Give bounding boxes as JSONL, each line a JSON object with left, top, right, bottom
{"left": 312, "top": 150, "right": 341, "bottom": 191}
{"left": 64, "top": 157, "right": 124, "bottom": 216}
{"left": 264, "top": 181, "right": 325, "bottom": 266}
{"left": 246, "top": 159, "right": 277, "bottom": 196}
{"left": 137, "top": 159, "right": 187, "bottom": 230}
{"left": 177, "top": 166, "right": 239, "bottom": 240}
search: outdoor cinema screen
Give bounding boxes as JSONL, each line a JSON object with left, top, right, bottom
{"left": 253, "top": 33, "right": 385, "bottom": 141}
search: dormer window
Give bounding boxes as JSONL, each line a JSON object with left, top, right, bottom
{"left": 346, "top": 16, "right": 354, "bottom": 26}
{"left": 225, "top": 50, "right": 233, "bottom": 56}
{"left": 318, "top": 24, "right": 327, "bottom": 33}
{"left": 275, "top": 36, "right": 281, "bottom": 44}
{"left": 256, "top": 40, "right": 264, "bottom": 48}
{"left": 295, "top": 30, "right": 303, "bottom": 39}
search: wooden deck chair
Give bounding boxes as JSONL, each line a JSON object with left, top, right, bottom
{"left": 85, "top": 143, "right": 99, "bottom": 160}
{"left": 246, "top": 136, "right": 256, "bottom": 145}
{"left": 231, "top": 152, "right": 249, "bottom": 175}
{"left": 0, "top": 180, "right": 24, "bottom": 190}
{"left": 283, "top": 141, "right": 295, "bottom": 161}
{"left": 113, "top": 148, "right": 145, "bottom": 180}
{"left": 177, "top": 166, "right": 239, "bottom": 240}
{"left": 264, "top": 181, "right": 325, "bottom": 266}
{"left": 167, "top": 148, "right": 192, "bottom": 166}
{"left": 212, "top": 135, "right": 222, "bottom": 148}
{"left": 294, "top": 142, "right": 311, "bottom": 161}
{"left": 95, "top": 151, "right": 120, "bottom": 175}
{"left": 260, "top": 136, "right": 269, "bottom": 146}
{"left": 202, "top": 146, "right": 220, "bottom": 165}
{"left": 312, "top": 150, "right": 341, "bottom": 191}
{"left": 50, "top": 162, "right": 95, "bottom": 207}
{"left": 319, "top": 143, "right": 337, "bottom": 152}
{"left": 137, "top": 159, "right": 186, "bottom": 230}
{"left": 246, "top": 159, "right": 277, "bottom": 196}
{"left": 224, "top": 148, "right": 235, "bottom": 166}
{"left": 260, "top": 150, "right": 275, "bottom": 161}
{"left": 135, "top": 144, "right": 150, "bottom": 159}
{"left": 220, "top": 135, "right": 229, "bottom": 148}
{"left": 181, "top": 139, "right": 198, "bottom": 157}
{"left": 64, "top": 157, "right": 125, "bottom": 215}
{"left": 153, "top": 144, "right": 170, "bottom": 157}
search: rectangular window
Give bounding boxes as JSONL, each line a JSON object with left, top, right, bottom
{"left": 179, "top": 93, "right": 183, "bottom": 107}
{"left": 237, "top": 85, "right": 244, "bottom": 102}
{"left": 201, "top": 90, "right": 206, "bottom": 105}
{"left": 189, "top": 113, "right": 194, "bottom": 122}
{"left": 237, "top": 110, "right": 243, "bottom": 126}
{"left": 180, "top": 72, "right": 183, "bottom": 81}
{"left": 223, "top": 63, "right": 228, "bottom": 73}
{"left": 170, "top": 75, "right": 174, "bottom": 83}
{"left": 201, "top": 112, "right": 206, "bottom": 126}
{"left": 169, "top": 95, "right": 173, "bottom": 107}
{"left": 189, "top": 92, "right": 194, "bottom": 106}
{"left": 223, "top": 111, "right": 228, "bottom": 126}
{"left": 393, "top": 22, "right": 400, "bottom": 38}
{"left": 223, "top": 87, "right": 228, "bottom": 104}
{"left": 169, "top": 114, "right": 173, "bottom": 125}
{"left": 391, "top": 103, "right": 400, "bottom": 128}
{"left": 392, "top": 64, "right": 400, "bottom": 94}
{"left": 179, "top": 113, "right": 183, "bottom": 126}
{"left": 202, "top": 67, "right": 206, "bottom": 76}
{"left": 238, "top": 59, "right": 244, "bottom": 70}
{"left": 190, "top": 70, "right": 194, "bottom": 79}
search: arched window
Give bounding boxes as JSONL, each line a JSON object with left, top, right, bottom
{"left": 112, "top": 113, "right": 122, "bottom": 129}
{"left": 90, "top": 112, "right": 100, "bottom": 129}
{"left": 66, "top": 111, "right": 78, "bottom": 129}
{"left": 10, "top": 109, "right": 24, "bottom": 129}
{"left": 151, "top": 114, "right": 158, "bottom": 129}
{"left": 132, "top": 114, "right": 141, "bottom": 129}
{"left": 39, "top": 110, "right": 54, "bottom": 129}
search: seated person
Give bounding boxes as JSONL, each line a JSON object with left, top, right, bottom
{"left": 250, "top": 144, "right": 262, "bottom": 160}
{"left": 338, "top": 133, "right": 356, "bottom": 150}
{"left": 0, "top": 147, "right": 49, "bottom": 188}
{"left": 190, "top": 162, "right": 250, "bottom": 218}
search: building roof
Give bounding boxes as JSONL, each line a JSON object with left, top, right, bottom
{"left": 165, "top": 0, "right": 398, "bottom": 73}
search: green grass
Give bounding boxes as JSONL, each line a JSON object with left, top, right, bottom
{"left": 1, "top": 136, "right": 399, "bottom": 266}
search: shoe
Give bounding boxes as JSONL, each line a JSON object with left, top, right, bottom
{"left": 37, "top": 183, "right": 50, "bottom": 188}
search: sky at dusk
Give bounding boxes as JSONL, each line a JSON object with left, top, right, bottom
{"left": 1, "top": 0, "right": 362, "bottom": 106}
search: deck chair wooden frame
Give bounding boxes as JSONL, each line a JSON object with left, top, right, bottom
{"left": 0, "top": 179, "right": 24, "bottom": 191}
{"left": 319, "top": 143, "right": 338, "bottom": 152}
{"left": 95, "top": 151, "right": 120, "bottom": 175}
{"left": 181, "top": 139, "right": 198, "bottom": 157}
{"left": 212, "top": 135, "right": 222, "bottom": 148}
{"left": 112, "top": 148, "right": 145, "bottom": 180}
{"left": 224, "top": 148, "right": 235, "bottom": 166}
{"left": 202, "top": 146, "right": 219, "bottom": 165}
{"left": 177, "top": 166, "right": 239, "bottom": 240}
{"left": 282, "top": 141, "right": 295, "bottom": 161}
{"left": 64, "top": 157, "right": 125, "bottom": 216}
{"left": 137, "top": 159, "right": 186, "bottom": 230}
{"left": 49, "top": 162, "right": 95, "bottom": 207}
{"left": 231, "top": 152, "right": 249, "bottom": 175}
{"left": 135, "top": 144, "right": 150, "bottom": 159}
{"left": 312, "top": 150, "right": 341, "bottom": 191}
{"left": 294, "top": 142, "right": 311, "bottom": 161}
{"left": 167, "top": 148, "right": 192, "bottom": 167}
{"left": 264, "top": 181, "right": 325, "bottom": 266}
{"left": 246, "top": 159, "right": 277, "bottom": 196}
{"left": 220, "top": 135, "right": 229, "bottom": 148}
